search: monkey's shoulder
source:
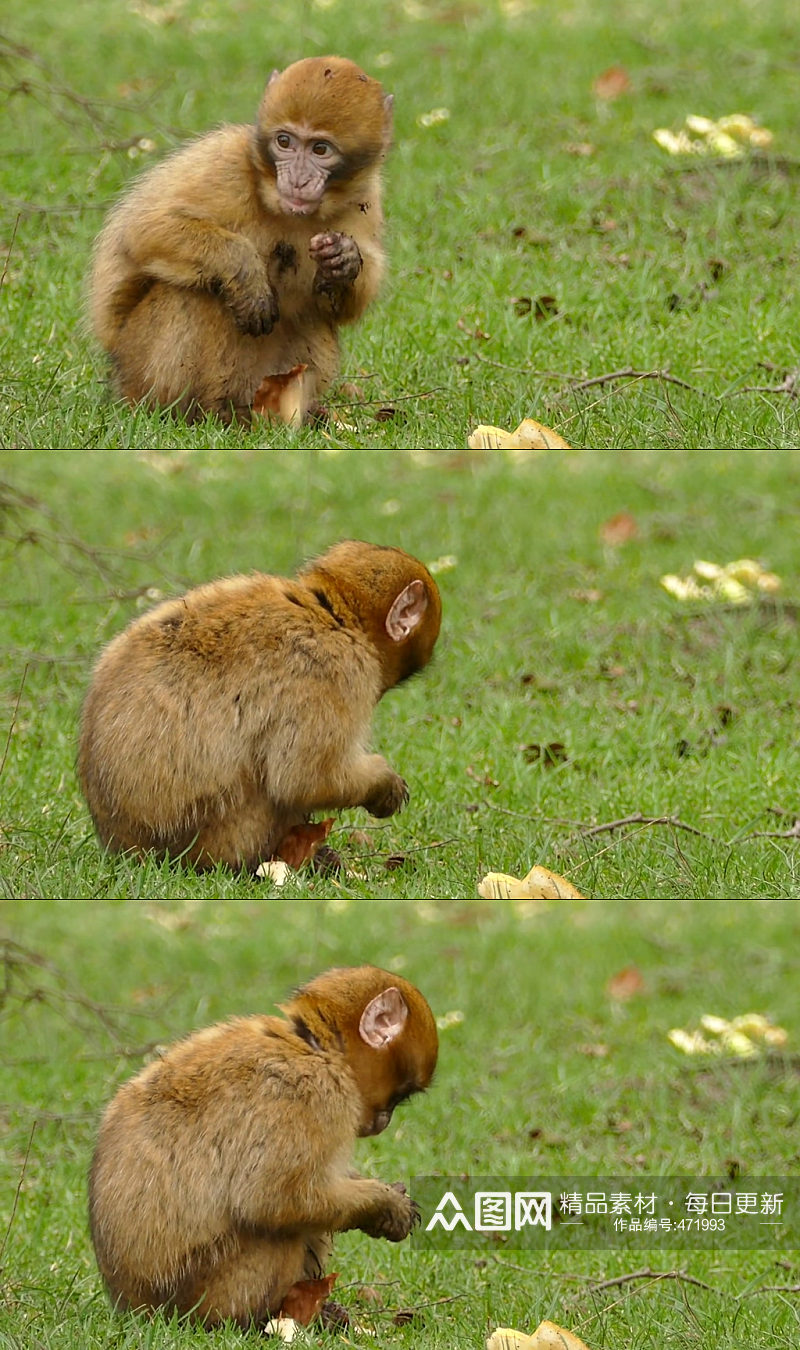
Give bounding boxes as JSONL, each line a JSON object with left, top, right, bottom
{"left": 115, "top": 1014, "right": 361, "bottom": 1122}
{"left": 107, "top": 123, "right": 257, "bottom": 223}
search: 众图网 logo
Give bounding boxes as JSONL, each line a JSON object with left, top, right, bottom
{"left": 426, "top": 1190, "right": 553, "bottom": 1232}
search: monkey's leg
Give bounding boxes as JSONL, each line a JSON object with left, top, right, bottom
{"left": 175, "top": 1233, "right": 311, "bottom": 1328}
{"left": 187, "top": 792, "right": 302, "bottom": 871}
{"left": 111, "top": 286, "right": 287, "bottom": 423}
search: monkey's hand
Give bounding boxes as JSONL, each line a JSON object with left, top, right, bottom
{"left": 362, "top": 1182, "right": 420, "bottom": 1242}
{"left": 310, "top": 232, "right": 363, "bottom": 285}
{"left": 223, "top": 264, "right": 280, "bottom": 335}
{"left": 362, "top": 769, "right": 409, "bottom": 819}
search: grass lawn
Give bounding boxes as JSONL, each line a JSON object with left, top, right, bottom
{"left": 1, "top": 897, "right": 799, "bottom": 1349}
{"left": 1, "top": 0, "right": 799, "bottom": 448}
{"left": 1, "top": 446, "right": 799, "bottom": 899}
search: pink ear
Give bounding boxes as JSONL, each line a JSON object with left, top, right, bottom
{"left": 359, "top": 987, "right": 408, "bottom": 1048}
{"left": 385, "top": 580, "right": 427, "bottom": 642}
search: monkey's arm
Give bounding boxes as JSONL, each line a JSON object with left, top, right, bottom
{"left": 310, "top": 231, "right": 383, "bottom": 324}
{"left": 121, "top": 208, "right": 279, "bottom": 336}
{"left": 265, "top": 1176, "right": 418, "bottom": 1243}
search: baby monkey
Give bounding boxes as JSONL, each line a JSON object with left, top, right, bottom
{"left": 77, "top": 540, "right": 442, "bottom": 871}
{"left": 88, "top": 56, "right": 393, "bottom": 424}
{"left": 89, "top": 965, "right": 439, "bottom": 1327}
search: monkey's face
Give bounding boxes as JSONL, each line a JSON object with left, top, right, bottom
{"left": 266, "top": 124, "right": 344, "bottom": 216}
{"left": 255, "top": 57, "right": 392, "bottom": 220}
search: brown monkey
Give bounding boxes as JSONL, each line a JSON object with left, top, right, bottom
{"left": 88, "top": 56, "right": 392, "bottom": 424}
{"left": 89, "top": 965, "right": 439, "bottom": 1327}
{"left": 77, "top": 541, "right": 442, "bottom": 870}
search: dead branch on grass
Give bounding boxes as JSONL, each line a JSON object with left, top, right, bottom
{"left": 578, "top": 812, "right": 714, "bottom": 840}
{"left": 587, "top": 1266, "right": 713, "bottom": 1293}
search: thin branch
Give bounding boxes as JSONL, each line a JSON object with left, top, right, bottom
{"left": 0, "top": 1120, "right": 35, "bottom": 1269}
{"left": 738, "top": 1283, "right": 800, "bottom": 1297}
{"left": 587, "top": 1266, "right": 712, "bottom": 1293}
{"left": 0, "top": 661, "right": 27, "bottom": 779}
{"left": 1, "top": 212, "right": 20, "bottom": 288}
{"left": 578, "top": 812, "right": 713, "bottom": 840}
{"left": 571, "top": 367, "right": 699, "bottom": 393}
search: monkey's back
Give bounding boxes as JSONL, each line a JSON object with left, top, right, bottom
{"left": 89, "top": 1014, "right": 360, "bottom": 1315}
{"left": 77, "top": 572, "right": 381, "bottom": 866}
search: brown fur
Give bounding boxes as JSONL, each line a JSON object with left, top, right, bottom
{"left": 88, "top": 56, "right": 392, "bottom": 424}
{"left": 88, "top": 965, "right": 438, "bottom": 1327}
{"left": 77, "top": 541, "right": 442, "bottom": 870}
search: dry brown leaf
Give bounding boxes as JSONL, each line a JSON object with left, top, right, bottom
{"left": 274, "top": 818, "right": 335, "bottom": 868}
{"left": 593, "top": 65, "right": 631, "bottom": 100}
{"left": 478, "top": 865, "right": 585, "bottom": 900}
{"left": 279, "top": 1273, "right": 339, "bottom": 1325}
{"left": 606, "top": 964, "right": 646, "bottom": 1001}
{"left": 600, "top": 510, "right": 639, "bottom": 546}
{"left": 252, "top": 363, "right": 309, "bottom": 424}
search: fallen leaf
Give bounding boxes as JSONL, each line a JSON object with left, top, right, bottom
{"left": 534, "top": 294, "right": 559, "bottom": 320}
{"left": 593, "top": 65, "right": 631, "bottom": 100}
{"left": 661, "top": 558, "right": 781, "bottom": 604}
{"left": 478, "top": 865, "right": 585, "bottom": 900}
{"left": 530, "top": 1321, "right": 593, "bottom": 1350}
{"left": 522, "top": 741, "right": 569, "bottom": 767}
{"left": 254, "top": 860, "right": 290, "bottom": 886}
{"left": 275, "top": 818, "right": 335, "bottom": 868}
{"left": 280, "top": 1274, "right": 339, "bottom": 1325}
{"left": 488, "top": 1322, "right": 593, "bottom": 1350}
{"left": 487, "top": 1330, "right": 536, "bottom": 1350}
{"left": 606, "top": 965, "right": 646, "bottom": 1001}
{"left": 653, "top": 112, "right": 773, "bottom": 157}
{"left": 468, "top": 418, "right": 571, "bottom": 449}
{"left": 600, "top": 510, "right": 639, "bottom": 546}
{"left": 263, "top": 1317, "right": 302, "bottom": 1342}
{"left": 252, "top": 363, "right": 309, "bottom": 424}
{"left": 668, "top": 1012, "right": 788, "bottom": 1058}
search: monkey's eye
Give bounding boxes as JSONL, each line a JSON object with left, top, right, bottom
{"left": 275, "top": 132, "right": 293, "bottom": 151}
{"left": 311, "top": 140, "right": 333, "bottom": 157}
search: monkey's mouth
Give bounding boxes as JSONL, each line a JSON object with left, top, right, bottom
{"left": 281, "top": 197, "right": 319, "bottom": 216}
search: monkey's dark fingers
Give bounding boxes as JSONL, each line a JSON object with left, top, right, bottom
{"left": 309, "top": 231, "right": 346, "bottom": 255}
{"left": 318, "top": 1301, "right": 351, "bottom": 1331}
{"left": 364, "top": 774, "right": 409, "bottom": 818}
{"left": 226, "top": 286, "right": 280, "bottom": 336}
{"left": 389, "top": 1181, "right": 408, "bottom": 1195}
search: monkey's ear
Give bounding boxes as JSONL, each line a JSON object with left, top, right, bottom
{"left": 385, "top": 580, "right": 427, "bottom": 642}
{"left": 359, "top": 987, "right": 408, "bottom": 1048}
{"left": 268, "top": 68, "right": 281, "bottom": 86}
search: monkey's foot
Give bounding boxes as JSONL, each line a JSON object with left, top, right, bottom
{"left": 318, "top": 1300, "right": 351, "bottom": 1331}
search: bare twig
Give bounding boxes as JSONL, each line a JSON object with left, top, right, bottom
{"left": 578, "top": 812, "right": 713, "bottom": 840}
{"left": 571, "top": 367, "right": 699, "bottom": 393}
{"left": 471, "top": 353, "right": 702, "bottom": 394}
{"left": 735, "top": 370, "right": 798, "bottom": 398}
{"left": 738, "top": 1283, "right": 800, "bottom": 1297}
{"left": 0, "top": 663, "right": 27, "bottom": 781}
{"left": 586, "top": 1266, "right": 712, "bottom": 1293}
{"left": 0, "top": 1121, "right": 35, "bottom": 1269}
{"left": 1, "top": 212, "right": 20, "bottom": 288}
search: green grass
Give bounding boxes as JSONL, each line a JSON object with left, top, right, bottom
{"left": 1, "top": 0, "right": 799, "bottom": 448}
{"left": 2, "top": 898, "right": 799, "bottom": 1349}
{"left": 1, "top": 446, "right": 799, "bottom": 899}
